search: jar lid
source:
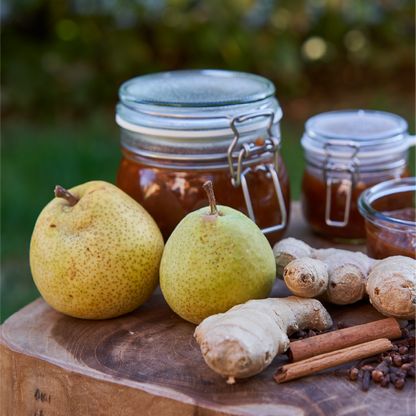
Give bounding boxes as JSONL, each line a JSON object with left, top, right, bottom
{"left": 119, "top": 69, "right": 275, "bottom": 107}
{"left": 301, "top": 109, "right": 411, "bottom": 160}
{"left": 116, "top": 70, "right": 282, "bottom": 138}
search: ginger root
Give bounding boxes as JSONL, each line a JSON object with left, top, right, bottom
{"left": 274, "top": 238, "right": 416, "bottom": 320}
{"left": 194, "top": 296, "right": 332, "bottom": 383}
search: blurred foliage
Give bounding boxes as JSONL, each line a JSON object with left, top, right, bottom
{"left": 2, "top": 0, "right": 415, "bottom": 120}
{"left": 1, "top": 0, "right": 415, "bottom": 323}
{"left": 1, "top": 113, "right": 120, "bottom": 323}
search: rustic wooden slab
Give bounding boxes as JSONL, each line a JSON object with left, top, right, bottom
{"left": 1, "top": 202, "right": 414, "bottom": 416}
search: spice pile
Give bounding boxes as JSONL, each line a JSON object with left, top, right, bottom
{"left": 287, "top": 320, "right": 415, "bottom": 391}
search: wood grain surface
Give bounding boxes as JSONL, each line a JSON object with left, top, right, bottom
{"left": 1, "top": 202, "right": 414, "bottom": 416}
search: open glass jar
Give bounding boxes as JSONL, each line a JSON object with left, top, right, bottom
{"left": 300, "top": 109, "right": 414, "bottom": 242}
{"left": 115, "top": 70, "right": 291, "bottom": 244}
{"left": 358, "top": 177, "right": 416, "bottom": 259}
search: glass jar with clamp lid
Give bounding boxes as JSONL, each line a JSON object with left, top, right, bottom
{"left": 301, "top": 109, "right": 414, "bottom": 242}
{"left": 115, "top": 70, "right": 291, "bottom": 244}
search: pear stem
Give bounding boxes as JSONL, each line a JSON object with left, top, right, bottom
{"left": 54, "top": 185, "right": 79, "bottom": 206}
{"left": 203, "top": 181, "right": 218, "bottom": 215}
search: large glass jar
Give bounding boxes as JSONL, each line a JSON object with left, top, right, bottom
{"left": 300, "top": 110, "right": 414, "bottom": 242}
{"left": 115, "top": 70, "right": 291, "bottom": 245}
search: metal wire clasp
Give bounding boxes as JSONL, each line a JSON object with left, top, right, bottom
{"left": 323, "top": 141, "right": 360, "bottom": 227}
{"left": 227, "top": 110, "right": 287, "bottom": 233}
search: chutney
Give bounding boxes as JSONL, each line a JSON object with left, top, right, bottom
{"left": 301, "top": 167, "right": 411, "bottom": 241}
{"left": 116, "top": 150, "right": 290, "bottom": 245}
{"left": 365, "top": 208, "right": 415, "bottom": 259}
{"left": 300, "top": 109, "right": 414, "bottom": 242}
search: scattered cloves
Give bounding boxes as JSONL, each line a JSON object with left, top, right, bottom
{"left": 291, "top": 320, "right": 414, "bottom": 392}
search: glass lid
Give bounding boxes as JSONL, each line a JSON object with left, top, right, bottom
{"left": 305, "top": 109, "right": 408, "bottom": 144}
{"left": 119, "top": 69, "right": 276, "bottom": 107}
{"left": 301, "top": 109, "right": 411, "bottom": 160}
{"left": 116, "top": 70, "right": 282, "bottom": 138}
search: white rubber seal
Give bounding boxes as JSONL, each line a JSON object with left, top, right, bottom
{"left": 115, "top": 107, "right": 283, "bottom": 139}
{"left": 301, "top": 133, "right": 415, "bottom": 159}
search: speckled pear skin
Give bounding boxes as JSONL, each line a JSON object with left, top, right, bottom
{"left": 160, "top": 206, "right": 276, "bottom": 324}
{"left": 29, "top": 181, "right": 164, "bottom": 320}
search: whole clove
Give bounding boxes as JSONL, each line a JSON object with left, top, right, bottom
{"left": 381, "top": 374, "right": 390, "bottom": 388}
{"left": 372, "top": 358, "right": 391, "bottom": 382}
{"left": 333, "top": 368, "right": 350, "bottom": 377}
{"left": 401, "top": 328, "right": 409, "bottom": 338}
{"left": 393, "top": 354, "right": 403, "bottom": 367}
{"left": 362, "top": 365, "right": 373, "bottom": 392}
{"left": 401, "top": 363, "right": 413, "bottom": 373}
{"left": 372, "top": 370, "right": 384, "bottom": 383}
{"left": 395, "top": 378, "right": 406, "bottom": 389}
{"left": 389, "top": 372, "right": 406, "bottom": 389}
{"left": 399, "top": 353, "right": 412, "bottom": 363}
{"left": 389, "top": 367, "right": 406, "bottom": 378}
{"left": 294, "top": 330, "right": 307, "bottom": 339}
{"left": 349, "top": 367, "right": 359, "bottom": 381}
{"left": 409, "top": 337, "right": 415, "bottom": 347}
{"left": 398, "top": 346, "right": 409, "bottom": 355}
{"left": 393, "top": 339, "right": 409, "bottom": 347}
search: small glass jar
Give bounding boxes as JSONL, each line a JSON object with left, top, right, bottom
{"left": 300, "top": 109, "right": 414, "bottom": 242}
{"left": 358, "top": 177, "right": 416, "bottom": 259}
{"left": 115, "top": 70, "right": 291, "bottom": 244}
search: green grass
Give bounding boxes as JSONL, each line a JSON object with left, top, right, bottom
{"left": 1, "top": 112, "right": 120, "bottom": 323}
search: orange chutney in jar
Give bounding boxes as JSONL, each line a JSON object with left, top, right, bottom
{"left": 300, "top": 110, "right": 414, "bottom": 242}
{"left": 301, "top": 167, "right": 411, "bottom": 241}
{"left": 115, "top": 70, "right": 291, "bottom": 244}
{"left": 358, "top": 178, "right": 416, "bottom": 259}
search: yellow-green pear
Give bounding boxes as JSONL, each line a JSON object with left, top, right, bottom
{"left": 160, "top": 181, "right": 276, "bottom": 324}
{"left": 30, "top": 181, "right": 164, "bottom": 319}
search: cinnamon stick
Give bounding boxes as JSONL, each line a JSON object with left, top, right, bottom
{"left": 274, "top": 338, "right": 393, "bottom": 384}
{"left": 288, "top": 318, "right": 401, "bottom": 362}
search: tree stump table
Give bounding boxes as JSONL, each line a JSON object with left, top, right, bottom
{"left": 1, "top": 203, "right": 414, "bottom": 416}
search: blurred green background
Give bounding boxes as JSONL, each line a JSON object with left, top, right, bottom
{"left": 2, "top": 0, "right": 415, "bottom": 323}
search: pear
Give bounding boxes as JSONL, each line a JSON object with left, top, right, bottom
{"left": 160, "top": 181, "right": 276, "bottom": 324}
{"left": 30, "top": 181, "right": 164, "bottom": 319}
